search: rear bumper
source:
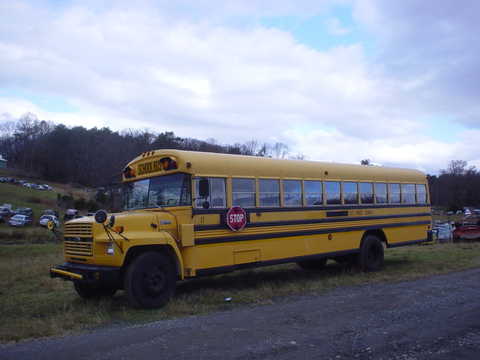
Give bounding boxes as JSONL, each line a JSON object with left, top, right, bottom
{"left": 50, "top": 262, "right": 121, "bottom": 287}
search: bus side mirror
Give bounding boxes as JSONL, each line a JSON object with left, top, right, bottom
{"left": 199, "top": 178, "right": 209, "bottom": 198}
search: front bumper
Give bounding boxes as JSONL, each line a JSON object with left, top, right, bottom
{"left": 50, "top": 262, "right": 122, "bottom": 287}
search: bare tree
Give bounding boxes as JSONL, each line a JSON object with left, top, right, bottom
{"left": 442, "top": 160, "right": 469, "bottom": 175}
{"left": 270, "top": 142, "right": 289, "bottom": 159}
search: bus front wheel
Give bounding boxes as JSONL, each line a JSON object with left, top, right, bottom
{"left": 124, "top": 251, "right": 176, "bottom": 309}
{"left": 358, "top": 234, "right": 384, "bottom": 272}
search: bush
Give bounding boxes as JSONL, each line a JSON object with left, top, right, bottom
{"left": 86, "top": 200, "right": 99, "bottom": 212}
{"left": 74, "top": 198, "right": 87, "bottom": 210}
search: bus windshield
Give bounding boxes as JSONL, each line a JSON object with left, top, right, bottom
{"left": 123, "top": 173, "right": 191, "bottom": 210}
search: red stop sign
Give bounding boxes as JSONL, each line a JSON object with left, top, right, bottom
{"left": 226, "top": 207, "right": 247, "bottom": 231}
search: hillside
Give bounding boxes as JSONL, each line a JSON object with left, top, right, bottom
{"left": 0, "top": 170, "right": 94, "bottom": 243}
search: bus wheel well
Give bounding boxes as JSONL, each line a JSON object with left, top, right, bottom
{"left": 122, "top": 245, "right": 180, "bottom": 280}
{"left": 361, "top": 229, "right": 387, "bottom": 247}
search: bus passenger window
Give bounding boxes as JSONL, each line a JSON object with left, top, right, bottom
{"left": 401, "top": 184, "right": 416, "bottom": 204}
{"left": 304, "top": 180, "right": 323, "bottom": 206}
{"left": 283, "top": 180, "right": 302, "bottom": 206}
{"left": 232, "top": 178, "right": 256, "bottom": 207}
{"left": 194, "top": 177, "right": 226, "bottom": 208}
{"left": 325, "top": 181, "right": 341, "bottom": 205}
{"left": 359, "top": 183, "right": 374, "bottom": 204}
{"left": 389, "top": 184, "right": 401, "bottom": 203}
{"left": 259, "top": 179, "right": 280, "bottom": 207}
{"left": 374, "top": 183, "right": 387, "bottom": 204}
{"left": 416, "top": 184, "right": 427, "bottom": 203}
{"left": 343, "top": 182, "right": 358, "bottom": 204}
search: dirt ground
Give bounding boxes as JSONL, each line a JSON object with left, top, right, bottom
{"left": 2, "top": 268, "right": 480, "bottom": 360}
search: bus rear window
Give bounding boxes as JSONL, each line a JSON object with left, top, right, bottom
{"left": 232, "top": 178, "right": 256, "bottom": 207}
{"left": 325, "top": 181, "right": 341, "bottom": 205}
{"left": 416, "top": 184, "right": 427, "bottom": 203}
{"left": 374, "top": 183, "right": 387, "bottom": 204}
{"left": 259, "top": 179, "right": 280, "bottom": 207}
{"left": 343, "top": 182, "right": 358, "bottom": 204}
{"left": 283, "top": 180, "right": 302, "bottom": 206}
{"left": 304, "top": 180, "right": 323, "bottom": 206}
{"left": 402, "top": 184, "right": 416, "bottom": 204}
{"left": 359, "top": 183, "right": 374, "bottom": 204}
{"left": 389, "top": 184, "right": 401, "bottom": 203}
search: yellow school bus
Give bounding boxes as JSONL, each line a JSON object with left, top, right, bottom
{"left": 51, "top": 149, "right": 432, "bottom": 308}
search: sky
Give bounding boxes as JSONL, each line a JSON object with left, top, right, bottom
{"left": 1, "top": 0, "right": 480, "bottom": 174}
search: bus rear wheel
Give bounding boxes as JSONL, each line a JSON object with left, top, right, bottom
{"left": 124, "top": 251, "right": 176, "bottom": 309}
{"left": 357, "top": 234, "right": 384, "bottom": 272}
{"left": 74, "top": 282, "right": 117, "bottom": 299}
{"left": 297, "top": 258, "right": 327, "bottom": 271}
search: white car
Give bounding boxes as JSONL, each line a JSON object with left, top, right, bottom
{"left": 9, "top": 214, "right": 32, "bottom": 227}
{"left": 39, "top": 215, "right": 60, "bottom": 228}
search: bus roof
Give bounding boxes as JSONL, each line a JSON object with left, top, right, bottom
{"left": 125, "top": 149, "right": 426, "bottom": 183}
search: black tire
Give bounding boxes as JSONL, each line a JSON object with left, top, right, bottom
{"left": 357, "top": 234, "right": 384, "bottom": 272}
{"left": 124, "top": 251, "right": 176, "bottom": 309}
{"left": 74, "top": 282, "right": 117, "bottom": 299}
{"left": 297, "top": 258, "right": 327, "bottom": 271}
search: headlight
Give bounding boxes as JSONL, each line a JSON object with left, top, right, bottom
{"left": 106, "top": 243, "right": 115, "bottom": 255}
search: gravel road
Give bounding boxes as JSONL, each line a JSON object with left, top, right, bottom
{"left": 2, "top": 268, "right": 480, "bottom": 360}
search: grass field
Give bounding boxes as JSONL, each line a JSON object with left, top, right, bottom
{"left": 1, "top": 241, "right": 480, "bottom": 344}
{"left": 0, "top": 178, "right": 94, "bottom": 243}
{"left": 0, "top": 168, "right": 91, "bottom": 200}
{"left": 0, "top": 182, "right": 58, "bottom": 215}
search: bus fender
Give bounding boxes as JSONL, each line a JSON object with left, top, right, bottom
{"left": 123, "top": 232, "right": 185, "bottom": 280}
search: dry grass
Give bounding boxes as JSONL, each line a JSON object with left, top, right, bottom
{"left": 1, "top": 241, "right": 480, "bottom": 344}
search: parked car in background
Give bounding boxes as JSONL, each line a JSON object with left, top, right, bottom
{"left": 13, "top": 208, "right": 34, "bottom": 222}
{"left": 64, "top": 209, "right": 78, "bottom": 221}
{"left": 14, "top": 207, "right": 33, "bottom": 216}
{"left": 9, "top": 214, "right": 33, "bottom": 227}
{"left": 0, "top": 206, "right": 12, "bottom": 218}
{"left": 42, "top": 209, "right": 59, "bottom": 218}
{"left": 39, "top": 215, "right": 60, "bottom": 228}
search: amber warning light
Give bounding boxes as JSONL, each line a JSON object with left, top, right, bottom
{"left": 123, "top": 166, "right": 136, "bottom": 179}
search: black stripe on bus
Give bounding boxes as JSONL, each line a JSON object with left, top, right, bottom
{"left": 327, "top": 211, "right": 349, "bottom": 217}
{"left": 194, "top": 212, "right": 432, "bottom": 231}
{"left": 194, "top": 220, "right": 431, "bottom": 245}
{"left": 195, "top": 238, "right": 429, "bottom": 276}
{"left": 192, "top": 203, "right": 431, "bottom": 215}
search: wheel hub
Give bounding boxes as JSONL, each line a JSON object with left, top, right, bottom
{"left": 143, "top": 268, "right": 166, "bottom": 296}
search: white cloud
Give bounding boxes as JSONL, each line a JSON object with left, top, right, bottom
{"left": 1, "top": 0, "right": 478, "bottom": 174}
{"left": 352, "top": 0, "right": 480, "bottom": 127}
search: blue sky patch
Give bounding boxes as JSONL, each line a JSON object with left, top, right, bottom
{"left": 259, "top": 5, "right": 374, "bottom": 53}
{"left": 1, "top": 88, "right": 77, "bottom": 113}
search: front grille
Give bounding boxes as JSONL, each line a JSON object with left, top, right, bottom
{"left": 64, "top": 222, "right": 93, "bottom": 257}
{"left": 65, "top": 241, "right": 93, "bottom": 257}
{"left": 64, "top": 222, "right": 93, "bottom": 237}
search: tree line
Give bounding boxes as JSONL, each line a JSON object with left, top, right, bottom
{"left": 428, "top": 160, "right": 480, "bottom": 210}
{"left": 1, "top": 113, "right": 478, "bottom": 210}
{"left": 0, "top": 113, "right": 294, "bottom": 187}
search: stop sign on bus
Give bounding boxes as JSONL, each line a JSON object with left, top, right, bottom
{"left": 226, "top": 206, "right": 247, "bottom": 231}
